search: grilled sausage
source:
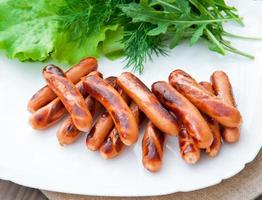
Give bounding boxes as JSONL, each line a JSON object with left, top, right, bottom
{"left": 29, "top": 75, "right": 91, "bottom": 130}
{"left": 211, "top": 71, "right": 240, "bottom": 143}
{"left": 86, "top": 111, "right": 114, "bottom": 151}
{"left": 83, "top": 75, "right": 139, "bottom": 146}
{"left": 57, "top": 73, "right": 107, "bottom": 146}
{"left": 29, "top": 98, "right": 66, "bottom": 130}
{"left": 199, "top": 81, "right": 213, "bottom": 95}
{"left": 199, "top": 81, "right": 222, "bottom": 157}
{"left": 43, "top": 65, "right": 93, "bottom": 132}
{"left": 100, "top": 102, "right": 142, "bottom": 159}
{"left": 85, "top": 71, "right": 103, "bottom": 79}
{"left": 28, "top": 57, "right": 97, "bottom": 112}
{"left": 99, "top": 128, "right": 124, "bottom": 159}
{"left": 204, "top": 116, "right": 221, "bottom": 157}
{"left": 117, "top": 72, "right": 179, "bottom": 136}
{"left": 142, "top": 121, "right": 165, "bottom": 172}
{"left": 57, "top": 96, "right": 98, "bottom": 145}
{"left": 178, "top": 126, "right": 200, "bottom": 164}
{"left": 152, "top": 81, "right": 213, "bottom": 149}
{"left": 86, "top": 78, "right": 131, "bottom": 151}
{"left": 169, "top": 69, "right": 242, "bottom": 128}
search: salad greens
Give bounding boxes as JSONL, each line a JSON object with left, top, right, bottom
{"left": 0, "top": 0, "right": 254, "bottom": 72}
{"left": 0, "top": 0, "right": 61, "bottom": 61}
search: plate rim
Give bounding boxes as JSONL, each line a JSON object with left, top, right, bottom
{"left": 1, "top": 0, "right": 262, "bottom": 192}
{"left": 0, "top": 143, "right": 261, "bottom": 196}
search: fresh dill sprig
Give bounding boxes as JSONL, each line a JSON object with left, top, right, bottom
{"left": 57, "top": 0, "right": 122, "bottom": 44}
{"left": 57, "top": 0, "right": 91, "bottom": 43}
{"left": 122, "top": 23, "right": 168, "bottom": 73}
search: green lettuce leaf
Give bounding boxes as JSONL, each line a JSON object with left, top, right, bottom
{"left": 0, "top": 0, "right": 124, "bottom": 64}
{"left": 0, "top": 0, "right": 62, "bottom": 61}
{"left": 52, "top": 24, "right": 121, "bottom": 64}
{"left": 102, "top": 26, "right": 124, "bottom": 60}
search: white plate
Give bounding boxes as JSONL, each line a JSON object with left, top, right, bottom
{"left": 0, "top": 0, "right": 262, "bottom": 196}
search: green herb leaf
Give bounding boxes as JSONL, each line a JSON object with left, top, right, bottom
{"left": 122, "top": 23, "right": 168, "bottom": 73}
{"left": 0, "top": 0, "right": 62, "bottom": 61}
{"left": 52, "top": 24, "right": 120, "bottom": 64}
{"left": 190, "top": 24, "right": 207, "bottom": 45}
{"left": 0, "top": 0, "right": 256, "bottom": 72}
{"left": 147, "top": 23, "right": 169, "bottom": 36}
{"left": 102, "top": 26, "right": 124, "bottom": 60}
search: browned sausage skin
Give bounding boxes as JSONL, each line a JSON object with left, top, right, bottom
{"left": 29, "top": 71, "right": 102, "bottom": 130}
{"left": 57, "top": 73, "right": 106, "bottom": 146}
{"left": 179, "top": 126, "right": 200, "bottom": 164}
{"left": 142, "top": 121, "right": 165, "bottom": 172}
{"left": 199, "top": 81, "right": 213, "bottom": 94}
{"left": 204, "top": 117, "right": 221, "bottom": 157}
{"left": 199, "top": 81, "right": 222, "bottom": 157}
{"left": 211, "top": 72, "right": 236, "bottom": 106}
{"left": 28, "top": 57, "right": 97, "bottom": 112}
{"left": 29, "top": 98, "right": 66, "bottom": 130}
{"left": 221, "top": 127, "right": 240, "bottom": 144}
{"left": 211, "top": 71, "right": 240, "bottom": 143}
{"left": 152, "top": 81, "right": 213, "bottom": 149}
{"left": 100, "top": 102, "right": 142, "bottom": 159}
{"left": 169, "top": 69, "right": 242, "bottom": 128}
{"left": 57, "top": 96, "right": 98, "bottom": 145}
{"left": 86, "top": 77, "right": 131, "bottom": 151}
{"left": 29, "top": 74, "right": 91, "bottom": 130}
{"left": 43, "top": 65, "right": 93, "bottom": 132}
{"left": 86, "top": 111, "right": 114, "bottom": 151}
{"left": 83, "top": 75, "right": 139, "bottom": 146}
{"left": 117, "top": 72, "right": 179, "bottom": 136}
{"left": 85, "top": 71, "right": 103, "bottom": 79}
{"left": 100, "top": 128, "right": 125, "bottom": 159}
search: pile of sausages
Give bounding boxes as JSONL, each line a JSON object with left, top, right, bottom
{"left": 28, "top": 57, "right": 242, "bottom": 172}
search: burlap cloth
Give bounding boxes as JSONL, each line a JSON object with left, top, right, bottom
{"left": 42, "top": 150, "right": 261, "bottom": 200}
